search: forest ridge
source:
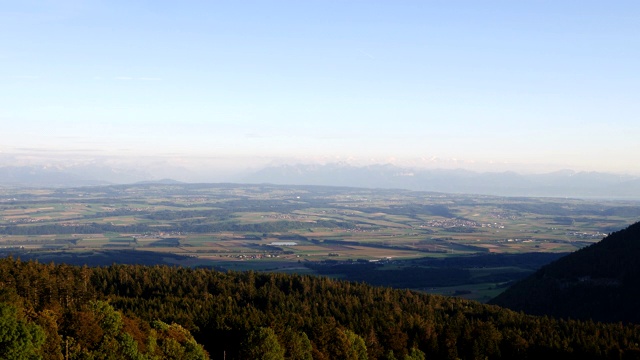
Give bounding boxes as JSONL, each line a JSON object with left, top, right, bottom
{"left": 1, "top": 257, "right": 640, "bottom": 359}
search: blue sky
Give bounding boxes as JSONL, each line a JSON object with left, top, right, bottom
{"left": 2, "top": 1, "right": 639, "bottom": 175}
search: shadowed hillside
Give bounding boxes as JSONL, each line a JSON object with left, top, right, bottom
{"left": 490, "top": 221, "right": 640, "bottom": 323}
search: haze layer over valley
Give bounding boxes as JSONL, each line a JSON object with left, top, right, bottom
{"left": 2, "top": 151, "right": 640, "bottom": 199}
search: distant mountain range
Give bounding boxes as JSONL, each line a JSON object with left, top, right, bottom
{"left": 2, "top": 162, "right": 640, "bottom": 198}
{"left": 490, "top": 221, "right": 640, "bottom": 323}
{"left": 243, "top": 163, "right": 640, "bottom": 198}
{"left": 0, "top": 165, "right": 150, "bottom": 187}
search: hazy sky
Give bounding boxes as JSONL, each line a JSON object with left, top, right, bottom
{"left": 2, "top": 1, "right": 639, "bottom": 174}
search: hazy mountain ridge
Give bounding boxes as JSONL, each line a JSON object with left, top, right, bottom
{"left": 490, "top": 221, "right": 640, "bottom": 323}
{"left": 245, "top": 163, "right": 640, "bottom": 198}
{"left": 2, "top": 163, "right": 640, "bottom": 198}
{"left": 0, "top": 165, "right": 108, "bottom": 187}
{"left": 0, "top": 165, "right": 150, "bottom": 187}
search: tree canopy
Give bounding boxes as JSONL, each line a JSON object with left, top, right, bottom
{"left": 0, "top": 257, "right": 639, "bottom": 359}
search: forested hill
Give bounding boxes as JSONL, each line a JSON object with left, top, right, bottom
{"left": 1, "top": 258, "right": 640, "bottom": 360}
{"left": 490, "top": 221, "right": 640, "bottom": 324}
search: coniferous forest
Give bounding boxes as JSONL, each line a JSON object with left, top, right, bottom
{"left": 1, "top": 257, "right": 640, "bottom": 360}
{"left": 491, "top": 221, "right": 640, "bottom": 324}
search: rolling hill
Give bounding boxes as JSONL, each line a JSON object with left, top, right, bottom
{"left": 490, "top": 221, "right": 640, "bottom": 323}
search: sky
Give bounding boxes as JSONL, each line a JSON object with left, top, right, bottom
{"left": 1, "top": 0, "right": 640, "bottom": 178}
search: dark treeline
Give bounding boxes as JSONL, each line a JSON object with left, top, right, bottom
{"left": 1, "top": 257, "right": 640, "bottom": 360}
{"left": 312, "top": 239, "right": 439, "bottom": 253}
{"left": 0, "top": 250, "right": 191, "bottom": 267}
{"left": 502, "top": 202, "right": 640, "bottom": 218}
{"left": 491, "top": 221, "right": 640, "bottom": 324}
{"left": 0, "top": 219, "right": 353, "bottom": 236}
{"left": 411, "top": 252, "right": 568, "bottom": 270}
{"left": 352, "top": 204, "right": 456, "bottom": 219}
{"left": 302, "top": 252, "right": 566, "bottom": 289}
{"left": 306, "top": 262, "right": 472, "bottom": 288}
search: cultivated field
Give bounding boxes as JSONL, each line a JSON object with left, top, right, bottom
{"left": 1, "top": 183, "right": 639, "bottom": 301}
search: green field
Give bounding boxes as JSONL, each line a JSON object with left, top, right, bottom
{"left": 1, "top": 183, "right": 638, "bottom": 301}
